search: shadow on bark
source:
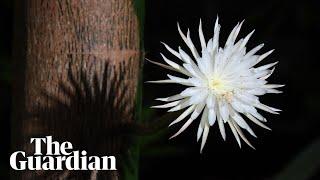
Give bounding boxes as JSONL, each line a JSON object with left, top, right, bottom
{"left": 26, "top": 61, "right": 138, "bottom": 179}
{"left": 23, "top": 58, "right": 173, "bottom": 179}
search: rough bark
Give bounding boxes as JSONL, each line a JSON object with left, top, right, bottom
{"left": 11, "top": 0, "right": 141, "bottom": 179}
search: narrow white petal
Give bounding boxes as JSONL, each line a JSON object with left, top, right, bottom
{"left": 245, "top": 113, "right": 271, "bottom": 130}
{"left": 146, "top": 58, "right": 176, "bottom": 72}
{"left": 197, "top": 107, "right": 209, "bottom": 141}
{"left": 245, "top": 44, "right": 264, "bottom": 58}
{"left": 201, "top": 49, "right": 214, "bottom": 76}
{"left": 183, "top": 63, "right": 205, "bottom": 79}
{"left": 169, "top": 105, "right": 196, "bottom": 126}
{"left": 231, "top": 112, "right": 248, "bottom": 129}
{"left": 198, "top": 19, "right": 206, "bottom": 49}
{"left": 180, "top": 87, "right": 202, "bottom": 97}
{"left": 167, "top": 74, "right": 193, "bottom": 86}
{"left": 170, "top": 117, "right": 194, "bottom": 139}
{"left": 151, "top": 100, "right": 181, "bottom": 108}
{"left": 206, "top": 38, "right": 213, "bottom": 53}
{"left": 200, "top": 124, "right": 210, "bottom": 153}
{"left": 217, "top": 114, "right": 226, "bottom": 140}
{"left": 189, "top": 90, "right": 208, "bottom": 105}
{"left": 231, "top": 39, "right": 243, "bottom": 54}
{"left": 156, "top": 94, "right": 184, "bottom": 102}
{"left": 146, "top": 79, "right": 174, "bottom": 84}
{"left": 239, "top": 30, "right": 255, "bottom": 51}
{"left": 206, "top": 93, "right": 216, "bottom": 109}
{"left": 160, "top": 54, "right": 191, "bottom": 76}
{"left": 254, "top": 103, "right": 280, "bottom": 114}
{"left": 230, "top": 99, "right": 245, "bottom": 113}
{"left": 186, "top": 29, "right": 200, "bottom": 59}
{"left": 179, "top": 47, "right": 194, "bottom": 64}
{"left": 177, "top": 22, "right": 188, "bottom": 45}
{"left": 261, "top": 67, "right": 275, "bottom": 80}
{"left": 197, "top": 125, "right": 203, "bottom": 142}
{"left": 208, "top": 108, "right": 217, "bottom": 126}
{"left": 212, "top": 17, "right": 220, "bottom": 52}
{"left": 214, "top": 16, "right": 219, "bottom": 32}
{"left": 254, "top": 69, "right": 271, "bottom": 78}
{"left": 255, "top": 49, "right": 274, "bottom": 65}
{"left": 196, "top": 57, "right": 208, "bottom": 76}
{"left": 247, "top": 88, "right": 267, "bottom": 96}
{"left": 191, "top": 103, "right": 206, "bottom": 120}
{"left": 232, "top": 120, "right": 256, "bottom": 149}
{"left": 261, "top": 103, "right": 281, "bottom": 111}
{"left": 228, "top": 120, "right": 241, "bottom": 148}
{"left": 241, "top": 55, "right": 259, "bottom": 69}
{"left": 168, "top": 98, "right": 192, "bottom": 112}
{"left": 255, "top": 62, "right": 278, "bottom": 72}
{"left": 266, "top": 89, "right": 283, "bottom": 94}
{"left": 188, "top": 77, "right": 206, "bottom": 87}
{"left": 218, "top": 100, "right": 230, "bottom": 123}
{"left": 250, "top": 110, "right": 266, "bottom": 122}
{"left": 235, "top": 91, "right": 259, "bottom": 105}
{"left": 161, "top": 42, "right": 181, "bottom": 59}
{"left": 231, "top": 111, "right": 257, "bottom": 138}
{"left": 177, "top": 23, "right": 200, "bottom": 59}
{"left": 263, "top": 84, "right": 285, "bottom": 89}
{"left": 239, "top": 102, "right": 257, "bottom": 115}
{"left": 225, "top": 23, "right": 239, "bottom": 48}
{"left": 233, "top": 20, "right": 244, "bottom": 43}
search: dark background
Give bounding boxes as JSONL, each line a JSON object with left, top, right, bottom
{"left": 1, "top": 0, "right": 320, "bottom": 179}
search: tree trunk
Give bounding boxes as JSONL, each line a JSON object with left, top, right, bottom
{"left": 11, "top": 0, "right": 142, "bottom": 179}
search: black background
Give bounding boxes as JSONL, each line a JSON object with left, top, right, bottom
{"left": 1, "top": 0, "right": 320, "bottom": 179}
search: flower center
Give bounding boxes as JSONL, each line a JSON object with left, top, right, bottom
{"left": 208, "top": 77, "right": 233, "bottom": 101}
{"left": 209, "top": 78, "right": 224, "bottom": 91}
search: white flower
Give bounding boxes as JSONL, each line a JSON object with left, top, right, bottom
{"left": 148, "top": 17, "right": 283, "bottom": 152}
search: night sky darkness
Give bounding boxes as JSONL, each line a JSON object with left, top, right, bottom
{"left": 1, "top": 0, "right": 320, "bottom": 179}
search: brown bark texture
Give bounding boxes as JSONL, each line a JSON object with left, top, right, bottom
{"left": 11, "top": 0, "right": 141, "bottom": 179}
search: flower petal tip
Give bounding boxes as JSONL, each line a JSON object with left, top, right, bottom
{"left": 169, "top": 134, "right": 177, "bottom": 140}
{"left": 168, "top": 122, "right": 175, "bottom": 127}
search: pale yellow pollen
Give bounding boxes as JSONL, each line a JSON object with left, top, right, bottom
{"left": 209, "top": 78, "right": 224, "bottom": 91}
{"left": 209, "top": 78, "right": 234, "bottom": 102}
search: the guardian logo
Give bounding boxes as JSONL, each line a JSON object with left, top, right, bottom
{"left": 10, "top": 136, "right": 116, "bottom": 171}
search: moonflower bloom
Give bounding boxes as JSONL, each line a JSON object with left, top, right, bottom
{"left": 148, "top": 17, "right": 283, "bottom": 152}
